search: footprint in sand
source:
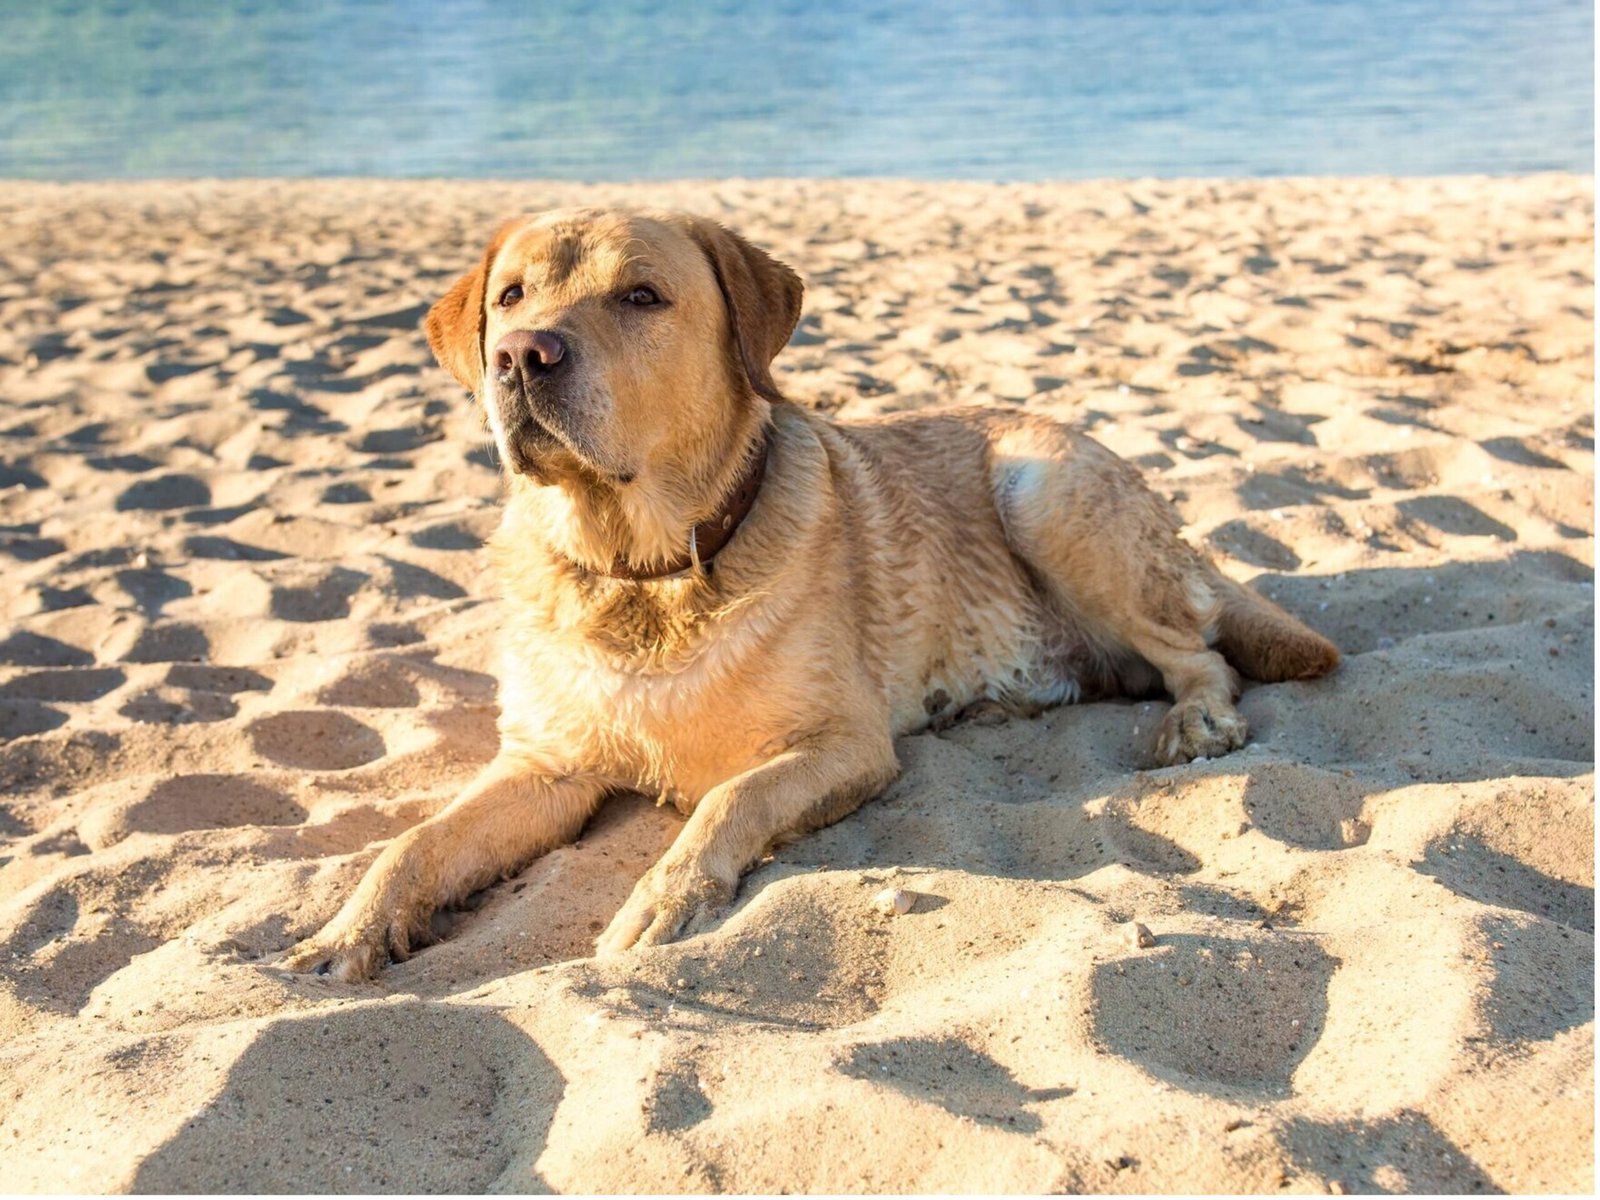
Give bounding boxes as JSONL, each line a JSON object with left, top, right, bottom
{"left": 0, "top": 530, "right": 66, "bottom": 562}
{"left": 642, "top": 1066, "right": 714, "bottom": 1133}
{"left": 114, "top": 474, "right": 212, "bottom": 512}
{"left": 1278, "top": 1111, "right": 1497, "bottom": 1193}
{"left": 0, "top": 729, "right": 121, "bottom": 798}
{"left": 0, "top": 876, "right": 163, "bottom": 1014}
{"left": 129, "top": 1005, "right": 555, "bottom": 1193}
{"left": 247, "top": 710, "right": 385, "bottom": 770}
{"left": 355, "top": 426, "right": 440, "bottom": 455}
{"left": 181, "top": 534, "right": 286, "bottom": 562}
{"left": 837, "top": 1036, "right": 1072, "bottom": 1131}
{"left": 380, "top": 558, "right": 467, "bottom": 602}
{"left": 87, "top": 774, "right": 307, "bottom": 846}
{"left": 1237, "top": 763, "right": 1369, "bottom": 851}
{"left": 1396, "top": 495, "right": 1518, "bottom": 542}
{"left": 368, "top": 622, "right": 425, "bottom": 648}
{"left": 1479, "top": 435, "right": 1569, "bottom": 471}
{"left": 36, "top": 586, "right": 95, "bottom": 611}
{"left": 268, "top": 566, "right": 369, "bottom": 622}
{"left": 0, "top": 463, "right": 47, "bottom": 490}
{"left": 1206, "top": 518, "right": 1303, "bottom": 570}
{"left": 118, "top": 623, "right": 210, "bottom": 664}
{"left": 320, "top": 481, "right": 371, "bottom": 504}
{"left": 0, "top": 700, "right": 68, "bottom": 739}
{"left": 0, "top": 631, "right": 94, "bottom": 668}
{"left": 1091, "top": 933, "right": 1336, "bottom": 1094}
{"left": 316, "top": 657, "right": 421, "bottom": 708}
{"left": 0, "top": 667, "right": 126, "bottom": 702}
{"left": 119, "top": 687, "right": 239, "bottom": 724}
{"left": 584, "top": 880, "right": 887, "bottom": 1031}
{"left": 1417, "top": 831, "right": 1594, "bottom": 934}
{"left": 164, "top": 664, "right": 273, "bottom": 694}
{"left": 111, "top": 567, "right": 192, "bottom": 616}
{"left": 409, "top": 520, "right": 483, "bottom": 551}
{"left": 1476, "top": 914, "right": 1594, "bottom": 1044}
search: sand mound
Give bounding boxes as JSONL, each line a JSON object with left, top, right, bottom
{"left": 0, "top": 176, "right": 1591, "bottom": 1192}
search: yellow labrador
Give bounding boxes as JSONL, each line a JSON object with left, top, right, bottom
{"left": 282, "top": 209, "right": 1339, "bottom": 980}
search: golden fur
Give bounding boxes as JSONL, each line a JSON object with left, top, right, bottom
{"left": 282, "top": 208, "right": 1339, "bottom": 980}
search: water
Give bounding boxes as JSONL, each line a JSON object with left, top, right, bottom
{"left": 1, "top": 0, "right": 1591, "bottom": 180}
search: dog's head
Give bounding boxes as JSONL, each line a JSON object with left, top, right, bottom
{"left": 425, "top": 209, "right": 803, "bottom": 487}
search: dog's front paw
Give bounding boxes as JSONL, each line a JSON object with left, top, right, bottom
{"left": 277, "top": 897, "right": 431, "bottom": 983}
{"left": 595, "top": 859, "right": 735, "bottom": 955}
{"left": 1154, "top": 699, "right": 1248, "bottom": 765}
{"left": 278, "top": 929, "right": 386, "bottom": 983}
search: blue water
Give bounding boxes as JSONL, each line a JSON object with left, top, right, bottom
{"left": 1, "top": 0, "right": 1591, "bottom": 180}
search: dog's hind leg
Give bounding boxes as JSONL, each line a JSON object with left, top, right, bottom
{"left": 989, "top": 418, "right": 1333, "bottom": 765}
{"left": 279, "top": 754, "right": 607, "bottom": 980}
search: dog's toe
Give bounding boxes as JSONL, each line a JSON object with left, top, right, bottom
{"left": 596, "top": 863, "right": 733, "bottom": 955}
{"left": 595, "top": 895, "right": 690, "bottom": 955}
{"left": 277, "top": 916, "right": 409, "bottom": 982}
{"left": 1154, "top": 700, "right": 1248, "bottom": 765}
{"left": 594, "top": 902, "right": 655, "bottom": 956}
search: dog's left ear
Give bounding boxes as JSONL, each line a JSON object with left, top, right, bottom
{"left": 686, "top": 219, "right": 804, "bottom": 403}
{"left": 425, "top": 219, "right": 520, "bottom": 394}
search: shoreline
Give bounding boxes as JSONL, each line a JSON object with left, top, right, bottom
{"left": 1, "top": 170, "right": 1592, "bottom": 196}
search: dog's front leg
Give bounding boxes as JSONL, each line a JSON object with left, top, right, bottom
{"left": 280, "top": 755, "right": 606, "bottom": 981}
{"left": 595, "top": 733, "right": 898, "bottom": 954}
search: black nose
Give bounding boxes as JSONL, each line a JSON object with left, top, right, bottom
{"left": 493, "top": 329, "right": 566, "bottom": 380}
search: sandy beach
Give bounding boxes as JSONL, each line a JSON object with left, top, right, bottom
{"left": 0, "top": 175, "right": 1591, "bottom": 1193}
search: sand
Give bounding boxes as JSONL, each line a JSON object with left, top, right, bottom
{"left": 0, "top": 176, "right": 1591, "bottom": 1194}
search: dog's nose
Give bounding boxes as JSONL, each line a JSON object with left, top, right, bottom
{"left": 493, "top": 329, "right": 566, "bottom": 379}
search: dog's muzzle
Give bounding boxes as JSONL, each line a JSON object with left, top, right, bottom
{"left": 491, "top": 329, "right": 575, "bottom": 475}
{"left": 493, "top": 329, "right": 567, "bottom": 384}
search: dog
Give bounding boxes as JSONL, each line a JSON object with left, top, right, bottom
{"left": 281, "top": 208, "right": 1339, "bottom": 980}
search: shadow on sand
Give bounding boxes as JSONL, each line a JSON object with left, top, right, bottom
{"left": 132, "top": 1002, "right": 563, "bottom": 1194}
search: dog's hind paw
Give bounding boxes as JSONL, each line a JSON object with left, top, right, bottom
{"left": 1154, "top": 698, "right": 1248, "bottom": 766}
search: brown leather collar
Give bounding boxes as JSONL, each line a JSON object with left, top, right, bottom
{"left": 600, "top": 436, "right": 769, "bottom": 581}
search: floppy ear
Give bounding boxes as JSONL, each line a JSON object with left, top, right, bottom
{"left": 686, "top": 219, "right": 804, "bottom": 403}
{"left": 424, "top": 220, "right": 518, "bottom": 393}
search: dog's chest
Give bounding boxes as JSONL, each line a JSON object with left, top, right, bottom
{"left": 579, "top": 584, "right": 704, "bottom": 664}
{"left": 495, "top": 595, "right": 785, "bottom": 796}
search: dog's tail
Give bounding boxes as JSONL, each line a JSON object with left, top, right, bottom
{"left": 1210, "top": 573, "right": 1341, "bottom": 682}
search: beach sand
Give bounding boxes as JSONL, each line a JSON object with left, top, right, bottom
{"left": 0, "top": 176, "right": 1591, "bottom": 1193}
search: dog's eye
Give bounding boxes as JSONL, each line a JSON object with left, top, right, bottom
{"left": 497, "top": 285, "right": 524, "bottom": 308}
{"left": 622, "top": 286, "right": 662, "bottom": 307}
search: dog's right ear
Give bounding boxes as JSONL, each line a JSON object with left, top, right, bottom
{"left": 424, "top": 220, "right": 519, "bottom": 394}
